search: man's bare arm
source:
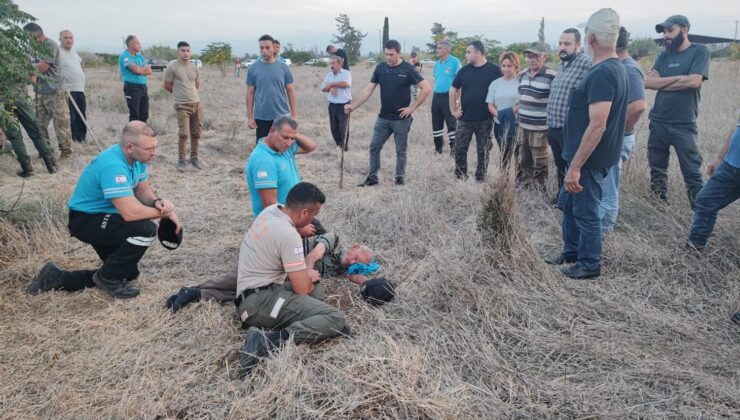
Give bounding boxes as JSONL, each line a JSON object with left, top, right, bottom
{"left": 563, "top": 101, "right": 612, "bottom": 193}
{"left": 345, "top": 83, "right": 377, "bottom": 112}
{"left": 286, "top": 83, "right": 297, "bottom": 117}
{"left": 624, "top": 100, "right": 647, "bottom": 134}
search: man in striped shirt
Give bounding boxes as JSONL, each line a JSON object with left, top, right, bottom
{"left": 516, "top": 42, "right": 557, "bottom": 189}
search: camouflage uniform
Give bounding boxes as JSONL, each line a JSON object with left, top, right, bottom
{"left": 1, "top": 88, "right": 55, "bottom": 174}
{"left": 34, "top": 37, "right": 73, "bottom": 157}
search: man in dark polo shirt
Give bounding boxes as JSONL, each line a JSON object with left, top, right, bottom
{"left": 326, "top": 45, "right": 350, "bottom": 70}
{"left": 449, "top": 40, "right": 502, "bottom": 181}
{"left": 645, "top": 15, "right": 709, "bottom": 207}
{"left": 347, "top": 39, "right": 431, "bottom": 186}
{"left": 546, "top": 8, "right": 627, "bottom": 280}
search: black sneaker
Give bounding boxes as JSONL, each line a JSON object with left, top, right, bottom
{"left": 732, "top": 312, "right": 740, "bottom": 325}
{"left": 395, "top": 177, "right": 404, "bottom": 185}
{"left": 166, "top": 287, "right": 202, "bottom": 312}
{"left": 27, "top": 262, "right": 65, "bottom": 294}
{"left": 358, "top": 178, "right": 378, "bottom": 187}
{"left": 561, "top": 264, "right": 600, "bottom": 279}
{"left": 92, "top": 271, "right": 140, "bottom": 299}
{"left": 239, "top": 328, "right": 288, "bottom": 377}
{"left": 544, "top": 253, "right": 577, "bottom": 266}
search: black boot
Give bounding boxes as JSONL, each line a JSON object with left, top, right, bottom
{"left": 17, "top": 158, "right": 34, "bottom": 178}
{"left": 27, "top": 262, "right": 65, "bottom": 294}
{"left": 42, "top": 154, "right": 57, "bottom": 174}
{"left": 92, "top": 271, "right": 140, "bottom": 299}
{"left": 165, "top": 287, "right": 202, "bottom": 312}
{"left": 239, "top": 328, "right": 289, "bottom": 377}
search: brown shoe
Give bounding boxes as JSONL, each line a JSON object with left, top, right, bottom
{"left": 59, "top": 151, "right": 73, "bottom": 161}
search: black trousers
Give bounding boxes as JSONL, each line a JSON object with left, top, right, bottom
{"left": 67, "top": 91, "right": 87, "bottom": 141}
{"left": 124, "top": 83, "right": 149, "bottom": 122}
{"left": 455, "top": 119, "right": 493, "bottom": 180}
{"left": 56, "top": 210, "right": 157, "bottom": 291}
{"left": 328, "top": 103, "right": 349, "bottom": 147}
{"left": 431, "top": 92, "right": 457, "bottom": 152}
{"left": 547, "top": 127, "right": 568, "bottom": 190}
{"left": 255, "top": 119, "right": 273, "bottom": 143}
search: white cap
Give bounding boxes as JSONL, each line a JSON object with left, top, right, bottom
{"left": 578, "top": 8, "right": 620, "bottom": 34}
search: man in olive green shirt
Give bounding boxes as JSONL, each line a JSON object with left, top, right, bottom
{"left": 164, "top": 41, "right": 202, "bottom": 172}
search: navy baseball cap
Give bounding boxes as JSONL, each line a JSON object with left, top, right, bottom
{"left": 360, "top": 277, "right": 396, "bottom": 305}
{"left": 656, "top": 15, "right": 690, "bottom": 33}
{"left": 158, "top": 218, "right": 182, "bottom": 250}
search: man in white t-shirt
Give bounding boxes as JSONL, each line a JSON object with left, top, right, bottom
{"left": 58, "top": 30, "right": 87, "bottom": 142}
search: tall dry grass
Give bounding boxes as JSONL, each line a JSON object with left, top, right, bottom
{"left": 0, "top": 61, "right": 738, "bottom": 418}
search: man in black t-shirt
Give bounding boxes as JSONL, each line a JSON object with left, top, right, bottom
{"left": 645, "top": 15, "right": 709, "bottom": 207}
{"left": 450, "top": 40, "right": 502, "bottom": 181}
{"left": 326, "top": 45, "right": 350, "bottom": 71}
{"left": 347, "top": 40, "right": 431, "bottom": 186}
{"left": 545, "top": 8, "right": 627, "bottom": 280}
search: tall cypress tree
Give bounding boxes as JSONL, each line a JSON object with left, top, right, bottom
{"left": 382, "top": 17, "right": 389, "bottom": 47}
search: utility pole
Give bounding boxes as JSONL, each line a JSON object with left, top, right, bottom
{"left": 734, "top": 20, "right": 738, "bottom": 44}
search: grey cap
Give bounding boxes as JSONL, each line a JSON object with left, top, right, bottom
{"left": 656, "top": 15, "right": 690, "bottom": 33}
{"left": 524, "top": 41, "right": 547, "bottom": 55}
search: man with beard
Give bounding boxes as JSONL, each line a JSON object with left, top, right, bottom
{"left": 547, "top": 28, "right": 592, "bottom": 199}
{"left": 644, "top": 15, "right": 709, "bottom": 207}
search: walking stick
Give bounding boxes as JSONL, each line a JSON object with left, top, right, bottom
{"left": 66, "top": 90, "right": 102, "bottom": 152}
{"left": 338, "top": 112, "right": 351, "bottom": 188}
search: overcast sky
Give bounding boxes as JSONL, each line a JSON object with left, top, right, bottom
{"left": 14, "top": 0, "right": 739, "bottom": 56}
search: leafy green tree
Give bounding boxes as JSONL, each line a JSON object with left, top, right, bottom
{"left": 427, "top": 22, "right": 458, "bottom": 53}
{"left": 201, "top": 42, "right": 232, "bottom": 76}
{"left": 0, "top": 0, "right": 45, "bottom": 127}
{"left": 143, "top": 44, "right": 178, "bottom": 61}
{"left": 538, "top": 17, "right": 545, "bottom": 44}
{"left": 629, "top": 37, "right": 660, "bottom": 60}
{"left": 382, "top": 17, "right": 389, "bottom": 47}
{"left": 331, "top": 14, "right": 367, "bottom": 63}
{"left": 450, "top": 36, "right": 502, "bottom": 64}
{"left": 282, "top": 47, "right": 313, "bottom": 65}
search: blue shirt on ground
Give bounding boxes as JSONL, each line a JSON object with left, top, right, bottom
{"left": 246, "top": 59, "right": 294, "bottom": 121}
{"left": 563, "top": 58, "right": 628, "bottom": 169}
{"left": 119, "top": 50, "right": 148, "bottom": 84}
{"left": 433, "top": 55, "right": 461, "bottom": 93}
{"left": 246, "top": 140, "right": 301, "bottom": 216}
{"left": 68, "top": 144, "right": 149, "bottom": 214}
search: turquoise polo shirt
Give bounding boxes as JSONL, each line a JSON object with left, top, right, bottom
{"left": 68, "top": 144, "right": 149, "bottom": 214}
{"left": 246, "top": 139, "right": 301, "bottom": 216}
{"left": 119, "top": 50, "right": 148, "bottom": 84}
{"left": 433, "top": 55, "right": 461, "bottom": 93}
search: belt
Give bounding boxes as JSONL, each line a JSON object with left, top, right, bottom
{"left": 234, "top": 284, "right": 273, "bottom": 306}
{"left": 123, "top": 82, "right": 147, "bottom": 87}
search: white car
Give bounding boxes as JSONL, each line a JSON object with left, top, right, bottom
{"left": 421, "top": 59, "right": 435, "bottom": 65}
{"left": 168, "top": 59, "right": 204, "bottom": 69}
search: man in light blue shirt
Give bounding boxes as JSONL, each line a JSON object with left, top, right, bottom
{"left": 119, "top": 35, "right": 152, "bottom": 122}
{"left": 27, "top": 121, "right": 181, "bottom": 299}
{"left": 431, "top": 40, "right": 461, "bottom": 154}
{"left": 321, "top": 55, "right": 352, "bottom": 148}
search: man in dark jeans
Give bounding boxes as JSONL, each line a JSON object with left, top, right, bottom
{"left": 449, "top": 40, "right": 502, "bottom": 181}
{"left": 644, "top": 15, "right": 709, "bottom": 207}
{"left": 321, "top": 55, "right": 352, "bottom": 148}
{"left": 348, "top": 39, "right": 431, "bottom": 186}
{"left": 27, "top": 121, "right": 181, "bottom": 299}
{"left": 118, "top": 35, "right": 152, "bottom": 122}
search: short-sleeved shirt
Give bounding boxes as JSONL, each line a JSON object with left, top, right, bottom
{"left": 35, "top": 38, "right": 62, "bottom": 94}
{"left": 58, "top": 48, "right": 85, "bottom": 92}
{"left": 370, "top": 61, "right": 424, "bottom": 120}
{"left": 451, "top": 61, "right": 502, "bottom": 122}
{"left": 518, "top": 66, "right": 557, "bottom": 131}
{"left": 548, "top": 52, "right": 592, "bottom": 128}
{"left": 621, "top": 56, "right": 646, "bottom": 136}
{"left": 119, "top": 50, "right": 148, "bottom": 85}
{"left": 67, "top": 144, "right": 149, "bottom": 214}
{"left": 433, "top": 55, "right": 461, "bottom": 93}
{"left": 725, "top": 111, "right": 740, "bottom": 169}
{"left": 246, "top": 59, "right": 294, "bottom": 121}
{"left": 486, "top": 77, "right": 520, "bottom": 124}
{"left": 236, "top": 204, "right": 307, "bottom": 295}
{"left": 246, "top": 140, "right": 301, "bottom": 216}
{"left": 563, "top": 58, "right": 628, "bottom": 169}
{"left": 164, "top": 60, "right": 201, "bottom": 104}
{"left": 335, "top": 48, "right": 350, "bottom": 70}
{"left": 649, "top": 43, "right": 710, "bottom": 124}
{"left": 320, "top": 69, "right": 352, "bottom": 104}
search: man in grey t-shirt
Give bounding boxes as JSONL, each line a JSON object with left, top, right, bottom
{"left": 645, "top": 15, "right": 709, "bottom": 207}
{"left": 23, "top": 22, "right": 73, "bottom": 160}
{"left": 59, "top": 30, "right": 87, "bottom": 142}
{"left": 246, "top": 34, "right": 297, "bottom": 143}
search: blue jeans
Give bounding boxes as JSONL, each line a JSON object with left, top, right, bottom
{"left": 559, "top": 167, "right": 609, "bottom": 271}
{"left": 688, "top": 161, "right": 740, "bottom": 247}
{"left": 600, "top": 134, "right": 635, "bottom": 233}
{"left": 367, "top": 116, "right": 412, "bottom": 182}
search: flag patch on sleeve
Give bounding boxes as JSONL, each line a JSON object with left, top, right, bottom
{"left": 257, "top": 171, "right": 268, "bottom": 178}
{"left": 115, "top": 175, "right": 127, "bottom": 184}
{"left": 293, "top": 246, "right": 304, "bottom": 255}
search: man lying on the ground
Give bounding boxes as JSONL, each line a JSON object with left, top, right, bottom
{"left": 166, "top": 231, "right": 376, "bottom": 311}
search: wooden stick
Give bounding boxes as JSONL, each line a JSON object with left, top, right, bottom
{"left": 339, "top": 112, "right": 351, "bottom": 188}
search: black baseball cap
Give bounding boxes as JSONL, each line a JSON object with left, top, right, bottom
{"left": 656, "top": 15, "right": 690, "bottom": 33}
{"left": 360, "top": 277, "right": 396, "bottom": 305}
{"left": 158, "top": 218, "right": 182, "bottom": 250}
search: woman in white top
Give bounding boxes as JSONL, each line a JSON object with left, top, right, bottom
{"left": 486, "top": 51, "right": 520, "bottom": 166}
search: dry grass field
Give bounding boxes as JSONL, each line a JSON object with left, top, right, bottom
{"left": 0, "top": 60, "right": 738, "bottom": 418}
